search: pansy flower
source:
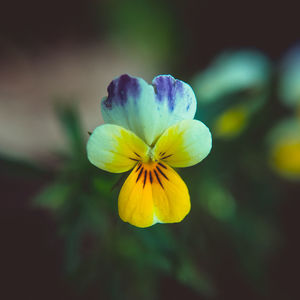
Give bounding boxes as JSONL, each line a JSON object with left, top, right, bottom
{"left": 87, "top": 74, "right": 212, "bottom": 228}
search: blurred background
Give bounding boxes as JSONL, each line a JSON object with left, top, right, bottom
{"left": 1, "top": 0, "right": 300, "bottom": 299}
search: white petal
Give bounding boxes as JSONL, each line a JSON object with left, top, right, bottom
{"left": 87, "top": 124, "right": 149, "bottom": 173}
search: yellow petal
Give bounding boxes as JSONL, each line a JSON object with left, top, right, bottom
{"left": 152, "top": 120, "right": 212, "bottom": 168}
{"left": 152, "top": 162, "right": 190, "bottom": 224}
{"left": 87, "top": 124, "right": 149, "bottom": 173}
{"left": 118, "top": 162, "right": 190, "bottom": 228}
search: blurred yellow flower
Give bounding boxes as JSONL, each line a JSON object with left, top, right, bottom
{"left": 87, "top": 74, "right": 212, "bottom": 228}
{"left": 270, "top": 140, "right": 300, "bottom": 178}
{"left": 213, "top": 105, "right": 248, "bottom": 138}
{"left": 268, "top": 118, "right": 300, "bottom": 179}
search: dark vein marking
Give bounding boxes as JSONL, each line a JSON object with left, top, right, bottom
{"left": 154, "top": 170, "right": 164, "bottom": 189}
{"left": 160, "top": 152, "right": 166, "bottom": 156}
{"left": 136, "top": 167, "right": 144, "bottom": 182}
{"left": 135, "top": 163, "right": 142, "bottom": 172}
{"left": 158, "top": 162, "right": 167, "bottom": 169}
{"left": 162, "top": 154, "right": 173, "bottom": 159}
{"left": 129, "top": 157, "right": 139, "bottom": 161}
{"left": 149, "top": 171, "right": 153, "bottom": 184}
{"left": 134, "top": 152, "right": 141, "bottom": 158}
{"left": 143, "top": 170, "right": 147, "bottom": 188}
{"left": 156, "top": 166, "right": 169, "bottom": 180}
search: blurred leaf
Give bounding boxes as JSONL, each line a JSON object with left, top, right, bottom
{"left": 176, "top": 258, "right": 215, "bottom": 297}
{"left": 102, "top": 0, "right": 180, "bottom": 64}
{"left": 199, "top": 179, "right": 236, "bottom": 221}
{"left": 93, "top": 176, "right": 115, "bottom": 196}
{"left": 193, "top": 50, "right": 271, "bottom": 104}
{"left": 55, "top": 102, "right": 86, "bottom": 159}
{"left": 279, "top": 45, "right": 300, "bottom": 108}
{"left": 34, "top": 183, "right": 71, "bottom": 211}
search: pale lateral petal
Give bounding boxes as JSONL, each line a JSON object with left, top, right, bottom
{"left": 101, "top": 74, "right": 197, "bottom": 145}
{"left": 87, "top": 124, "right": 149, "bottom": 173}
{"left": 153, "top": 120, "right": 212, "bottom": 168}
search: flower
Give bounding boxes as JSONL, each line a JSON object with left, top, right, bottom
{"left": 268, "top": 117, "right": 300, "bottom": 180}
{"left": 87, "top": 74, "right": 212, "bottom": 228}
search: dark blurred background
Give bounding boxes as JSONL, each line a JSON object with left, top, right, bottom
{"left": 1, "top": 1, "right": 300, "bottom": 299}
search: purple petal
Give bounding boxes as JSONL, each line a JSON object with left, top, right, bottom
{"left": 152, "top": 75, "right": 185, "bottom": 111}
{"left": 103, "top": 74, "right": 140, "bottom": 109}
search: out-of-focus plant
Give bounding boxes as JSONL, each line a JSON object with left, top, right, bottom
{"left": 278, "top": 45, "right": 300, "bottom": 113}
{"left": 192, "top": 50, "right": 271, "bottom": 139}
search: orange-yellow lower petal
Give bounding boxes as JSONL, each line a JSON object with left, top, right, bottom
{"left": 118, "top": 162, "right": 190, "bottom": 228}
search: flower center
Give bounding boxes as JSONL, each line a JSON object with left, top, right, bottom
{"left": 142, "top": 147, "right": 173, "bottom": 164}
{"left": 134, "top": 161, "right": 169, "bottom": 189}
{"left": 146, "top": 147, "right": 156, "bottom": 162}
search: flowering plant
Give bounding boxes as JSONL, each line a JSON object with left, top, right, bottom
{"left": 87, "top": 74, "right": 212, "bottom": 227}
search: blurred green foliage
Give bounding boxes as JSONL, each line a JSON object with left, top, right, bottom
{"left": 100, "top": 0, "right": 180, "bottom": 66}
